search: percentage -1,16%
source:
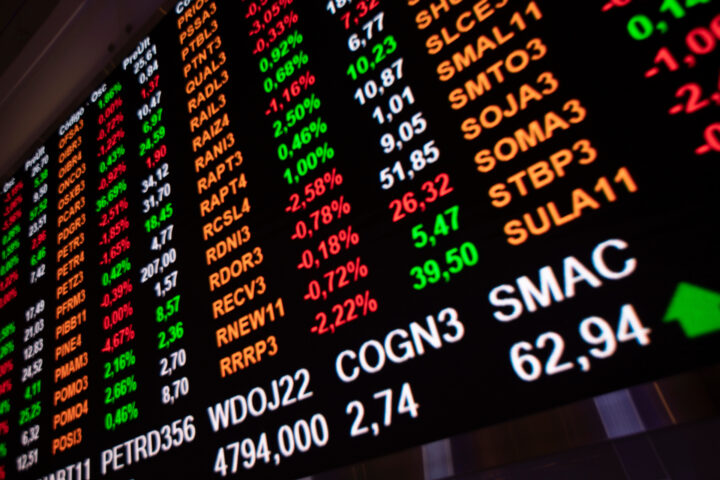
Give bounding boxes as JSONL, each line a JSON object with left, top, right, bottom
{"left": 304, "top": 256, "right": 369, "bottom": 301}
{"left": 291, "top": 196, "right": 351, "bottom": 240}
{"left": 265, "top": 71, "right": 317, "bottom": 117}
{"left": 312, "top": 290, "right": 378, "bottom": 335}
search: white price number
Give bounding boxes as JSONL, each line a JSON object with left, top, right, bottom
{"left": 510, "top": 304, "right": 651, "bottom": 382}
{"left": 346, "top": 382, "right": 419, "bottom": 437}
{"left": 214, "top": 414, "right": 329, "bottom": 476}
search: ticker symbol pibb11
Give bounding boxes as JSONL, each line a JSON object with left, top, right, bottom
{"left": 663, "top": 282, "right": 720, "bottom": 338}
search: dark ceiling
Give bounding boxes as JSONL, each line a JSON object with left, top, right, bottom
{"left": 0, "top": 0, "right": 167, "bottom": 177}
{"left": 0, "top": 0, "right": 60, "bottom": 77}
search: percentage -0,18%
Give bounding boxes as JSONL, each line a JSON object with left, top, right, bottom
{"left": 297, "top": 225, "right": 360, "bottom": 270}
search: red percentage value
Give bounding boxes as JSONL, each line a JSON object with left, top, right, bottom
{"left": 297, "top": 225, "right": 360, "bottom": 270}
{"left": 304, "top": 257, "right": 369, "bottom": 301}
{"left": 311, "top": 290, "right": 378, "bottom": 335}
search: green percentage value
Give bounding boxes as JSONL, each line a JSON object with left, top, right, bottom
{"left": 277, "top": 118, "right": 328, "bottom": 160}
{"left": 102, "top": 257, "right": 132, "bottom": 286}
{"left": 99, "top": 145, "right": 125, "bottom": 174}
{"left": 283, "top": 142, "right": 335, "bottom": 185}
{"left": 259, "top": 30, "right": 304, "bottom": 72}
{"left": 98, "top": 82, "right": 122, "bottom": 109}
{"left": 105, "top": 402, "right": 139, "bottom": 431}
{"left": 95, "top": 179, "right": 127, "bottom": 213}
{"left": 0, "top": 322, "right": 15, "bottom": 342}
{"left": 104, "top": 375, "right": 138, "bottom": 404}
{"left": 273, "top": 94, "right": 321, "bottom": 136}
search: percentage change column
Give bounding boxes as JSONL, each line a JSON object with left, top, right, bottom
{"left": 247, "top": 0, "right": 379, "bottom": 338}
{"left": 0, "top": 174, "right": 24, "bottom": 480}
{"left": 91, "top": 80, "right": 140, "bottom": 432}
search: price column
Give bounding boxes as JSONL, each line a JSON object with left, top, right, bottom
{"left": 125, "top": 36, "right": 190, "bottom": 407}
{"left": 53, "top": 108, "right": 88, "bottom": 459}
{"left": 92, "top": 81, "right": 140, "bottom": 432}
{"left": 0, "top": 175, "right": 23, "bottom": 480}
{"left": 15, "top": 146, "right": 51, "bottom": 475}
{"left": 176, "top": 1, "right": 282, "bottom": 381}
{"left": 326, "top": 1, "right": 476, "bottom": 297}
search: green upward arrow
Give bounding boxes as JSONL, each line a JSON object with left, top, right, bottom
{"left": 663, "top": 282, "right": 720, "bottom": 338}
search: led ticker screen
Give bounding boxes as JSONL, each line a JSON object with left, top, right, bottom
{"left": 0, "top": 0, "right": 719, "bottom": 477}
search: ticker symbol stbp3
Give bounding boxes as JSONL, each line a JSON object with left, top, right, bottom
{"left": 663, "top": 282, "right": 720, "bottom": 338}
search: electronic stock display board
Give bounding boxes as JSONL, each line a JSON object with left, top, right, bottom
{"left": 0, "top": 0, "right": 719, "bottom": 478}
